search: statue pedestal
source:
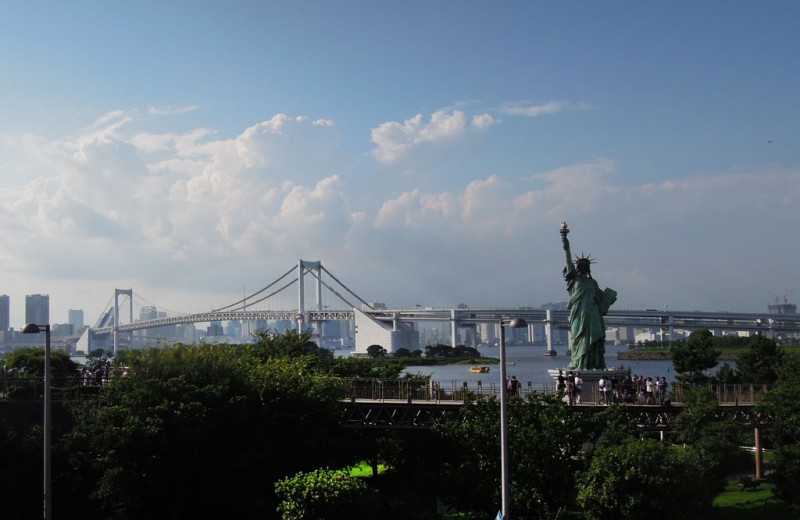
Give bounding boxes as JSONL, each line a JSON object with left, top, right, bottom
{"left": 548, "top": 368, "right": 628, "bottom": 404}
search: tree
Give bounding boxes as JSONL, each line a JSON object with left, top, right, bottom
{"left": 670, "top": 329, "right": 720, "bottom": 384}
{"left": 671, "top": 387, "right": 750, "bottom": 495}
{"left": 63, "top": 342, "right": 352, "bottom": 519}
{"left": 2, "top": 347, "right": 78, "bottom": 380}
{"left": 760, "top": 354, "right": 800, "bottom": 512}
{"left": 577, "top": 438, "right": 707, "bottom": 519}
{"left": 366, "top": 344, "right": 387, "bottom": 358}
{"left": 736, "top": 334, "right": 784, "bottom": 384}
{"left": 0, "top": 418, "right": 42, "bottom": 518}
{"left": 452, "top": 345, "right": 481, "bottom": 358}
{"left": 424, "top": 343, "right": 453, "bottom": 358}
{"left": 435, "top": 393, "right": 586, "bottom": 518}
{"left": 275, "top": 468, "right": 378, "bottom": 519}
{"left": 252, "top": 328, "right": 331, "bottom": 363}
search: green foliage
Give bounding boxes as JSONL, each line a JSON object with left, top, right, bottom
{"left": 671, "top": 329, "right": 721, "bottom": 384}
{"left": 424, "top": 343, "right": 482, "bottom": 358}
{"left": 577, "top": 438, "right": 708, "bottom": 519}
{"left": 772, "top": 444, "right": 800, "bottom": 514}
{"left": 275, "top": 468, "right": 378, "bottom": 519}
{"left": 367, "top": 344, "right": 387, "bottom": 358}
{"left": 762, "top": 354, "right": 800, "bottom": 446}
{"left": 0, "top": 419, "right": 42, "bottom": 517}
{"left": 736, "top": 334, "right": 784, "bottom": 384}
{"left": 760, "top": 354, "right": 800, "bottom": 511}
{"left": 2, "top": 347, "right": 78, "bottom": 379}
{"left": 671, "top": 387, "right": 750, "bottom": 494}
{"left": 715, "top": 362, "right": 739, "bottom": 384}
{"left": 62, "top": 342, "right": 351, "bottom": 519}
{"left": 589, "top": 404, "right": 641, "bottom": 448}
{"left": 251, "top": 328, "right": 332, "bottom": 365}
{"left": 329, "top": 356, "right": 406, "bottom": 379}
{"left": 435, "top": 393, "right": 585, "bottom": 519}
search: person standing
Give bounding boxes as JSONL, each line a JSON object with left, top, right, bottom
{"left": 598, "top": 376, "right": 607, "bottom": 405}
{"left": 574, "top": 372, "right": 583, "bottom": 404}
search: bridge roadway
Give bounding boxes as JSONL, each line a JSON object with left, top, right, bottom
{"left": 91, "top": 307, "right": 800, "bottom": 337}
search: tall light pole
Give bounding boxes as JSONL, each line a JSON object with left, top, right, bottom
{"left": 498, "top": 317, "right": 527, "bottom": 520}
{"left": 22, "top": 323, "right": 52, "bottom": 520}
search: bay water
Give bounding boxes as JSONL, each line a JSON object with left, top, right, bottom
{"left": 401, "top": 343, "right": 686, "bottom": 391}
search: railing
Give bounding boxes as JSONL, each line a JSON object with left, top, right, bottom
{"left": 1, "top": 373, "right": 772, "bottom": 407}
{"left": 341, "top": 379, "right": 771, "bottom": 406}
{"left": 0, "top": 375, "right": 106, "bottom": 400}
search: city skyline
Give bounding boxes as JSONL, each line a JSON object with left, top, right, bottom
{"left": 1, "top": 3, "right": 799, "bottom": 328}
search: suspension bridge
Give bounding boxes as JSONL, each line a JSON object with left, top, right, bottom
{"left": 74, "top": 259, "right": 800, "bottom": 355}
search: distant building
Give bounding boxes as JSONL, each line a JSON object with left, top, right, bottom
{"left": 0, "top": 295, "right": 9, "bottom": 332}
{"left": 768, "top": 303, "right": 797, "bottom": 314}
{"left": 68, "top": 309, "right": 84, "bottom": 331}
{"left": 207, "top": 322, "right": 224, "bottom": 336}
{"left": 25, "top": 294, "right": 49, "bottom": 326}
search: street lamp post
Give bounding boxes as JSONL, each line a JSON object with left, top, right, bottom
{"left": 22, "top": 323, "right": 52, "bottom": 520}
{"left": 498, "top": 317, "right": 527, "bottom": 520}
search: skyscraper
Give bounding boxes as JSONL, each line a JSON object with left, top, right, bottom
{"left": 0, "top": 295, "right": 9, "bottom": 332}
{"left": 68, "top": 309, "right": 85, "bottom": 333}
{"left": 25, "top": 294, "right": 50, "bottom": 325}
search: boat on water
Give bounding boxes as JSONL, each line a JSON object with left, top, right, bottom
{"left": 470, "top": 366, "right": 490, "bottom": 373}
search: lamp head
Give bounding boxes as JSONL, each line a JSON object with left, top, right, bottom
{"left": 22, "top": 323, "right": 42, "bottom": 334}
{"left": 508, "top": 318, "right": 528, "bottom": 329}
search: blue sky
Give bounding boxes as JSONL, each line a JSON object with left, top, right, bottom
{"left": 1, "top": 1, "right": 799, "bottom": 327}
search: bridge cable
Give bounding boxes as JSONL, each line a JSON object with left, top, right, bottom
{"left": 212, "top": 277, "right": 299, "bottom": 313}
{"left": 211, "top": 266, "right": 297, "bottom": 312}
{"left": 317, "top": 265, "right": 374, "bottom": 310}
{"left": 133, "top": 292, "right": 187, "bottom": 317}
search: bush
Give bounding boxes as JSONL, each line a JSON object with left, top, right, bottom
{"left": 275, "top": 468, "right": 378, "bottom": 519}
{"left": 578, "top": 438, "right": 710, "bottom": 519}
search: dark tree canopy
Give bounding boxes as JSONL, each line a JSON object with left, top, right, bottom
{"left": 578, "top": 438, "right": 708, "bottom": 520}
{"left": 62, "top": 343, "right": 352, "bottom": 519}
{"left": 2, "top": 347, "right": 77, "bottom": 379}
{"left": 736, "top": 334, "right": 784, "bottom": 384}
{"left": 435, "top": 393, "right": 586, "bottom": 519}
{"left": 670, "top": 329, "right": 720, "bottom": 384}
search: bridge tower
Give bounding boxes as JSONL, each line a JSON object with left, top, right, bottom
{"left": 113, "top": 289, "right": 133, "bottom": 356}
{"left": 296, "top": 260, "right": 323, "bottom": 334}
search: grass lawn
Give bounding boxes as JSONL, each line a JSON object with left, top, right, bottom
{"left": 707, "top": 479, "right": 793, "bottom": 520}
{"left": 349, "top": 461, "right": 389, "bottom": 477}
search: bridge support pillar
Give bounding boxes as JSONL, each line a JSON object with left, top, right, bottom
{"left": 755, "top": 427, "right": 763, "bottom": 480}
{"left": 545, "top": 309, "right": 555, "bottom": 354}
{"left": 450, "top": 310, "right": 457, "bottom": 348}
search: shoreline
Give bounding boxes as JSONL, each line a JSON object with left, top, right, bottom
{"left": 617, "top": 350, "right": 738, "bottom": 361}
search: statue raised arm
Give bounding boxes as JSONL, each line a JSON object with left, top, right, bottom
{"left": 561, "top": 221, "right": 574, "bottom": 273}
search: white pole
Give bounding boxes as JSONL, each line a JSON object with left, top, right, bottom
{"left": 499, "top": 321, "right": 510, "bottom": 519}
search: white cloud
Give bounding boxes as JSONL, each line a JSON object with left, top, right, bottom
{"left": 1, "top": 106, "right": 798, "bottom": 326}
{"left": 147, "top": 105, "right": 199, "bottom": 116}
{"left": 371, "top": 109, "right": 491, "bottom": 163}
{"left": 499, "top": 100, "right": 580, "bottom": 117}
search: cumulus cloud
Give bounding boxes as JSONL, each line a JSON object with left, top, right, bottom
{"left": 371, "top": 109, "right": 492, "bottom": 163}
{"left": 1, "top": 105, "right": 798, "bottom": 323}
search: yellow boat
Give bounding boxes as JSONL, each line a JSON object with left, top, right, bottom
{"left": 470, "top": 366, "right": 490, "bottom": 373}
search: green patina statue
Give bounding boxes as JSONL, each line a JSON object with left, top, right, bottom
{"left": 560, "top": 222, "right": 617, "bottom": 371}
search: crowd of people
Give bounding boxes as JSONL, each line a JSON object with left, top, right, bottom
{"left": 557, "top": 370, "right": 670, "bottom": 405}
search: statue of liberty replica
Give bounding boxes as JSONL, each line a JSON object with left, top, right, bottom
{"left": 560, "top": 222, "right": 617, "bottom": 371}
